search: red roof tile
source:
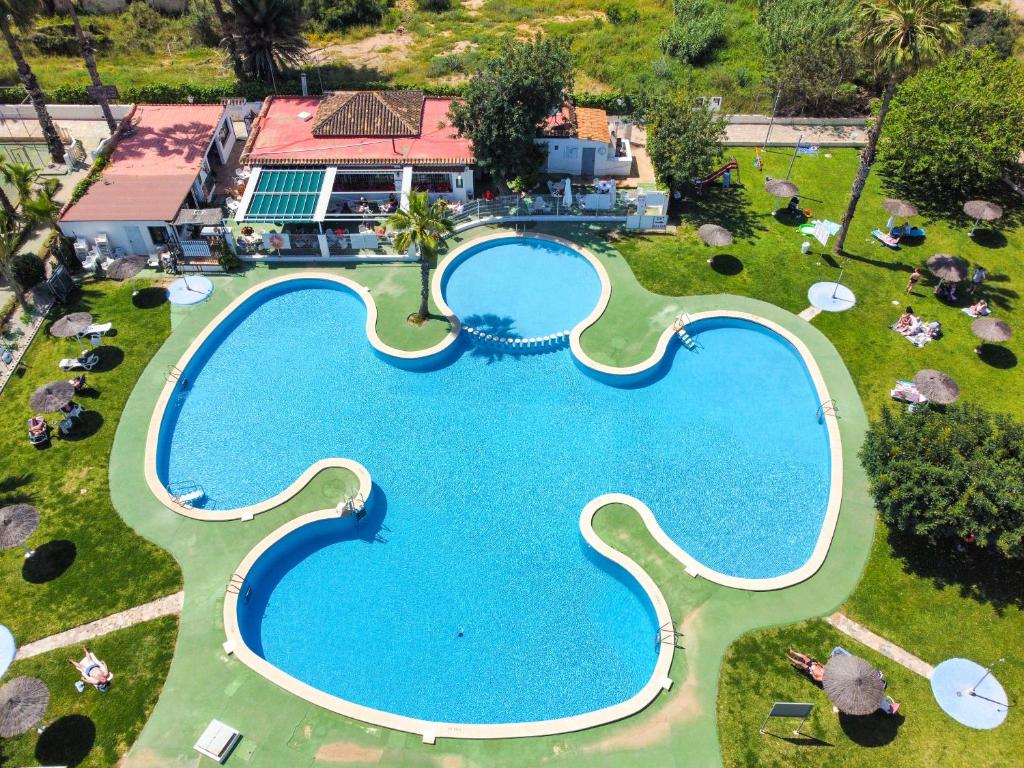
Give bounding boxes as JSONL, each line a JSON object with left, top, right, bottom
{"left": 61, "top": 104, "right": 224, "bottom": 223}
{"left": 242, "top": 96, "right": 474, "bottom": 167}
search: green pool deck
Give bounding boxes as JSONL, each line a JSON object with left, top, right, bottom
{"left": 111, "top": 224, "right": 874, "bottom": 767}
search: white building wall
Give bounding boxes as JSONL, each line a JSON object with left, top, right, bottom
{"left": 536, "top": 138, "right": 631, "bottom": 178}
{"left": 213, "top": 112, "right": 237, "bottom": 165}
{"left": 58, "top": 220, "right": 171, "bottom": 256}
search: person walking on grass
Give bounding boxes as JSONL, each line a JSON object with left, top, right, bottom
{"left": 906, "top": 267, "right": 921, "bottom": 294}
{"left": 968, "top": 265, "right": 986, "bottom": 295}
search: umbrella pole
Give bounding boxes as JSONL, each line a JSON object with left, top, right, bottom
{"left": 968, "top": 658, "right": 1006, "bottom": 698}
{"left": 832, "top": 257, "right": 849, "bottom": 299}
{"left": 969, "top": 217, "right": 979, "bottom": 237}
{"left": 785, "top": 135, "right": 801, "bottom": 181}
{"left": 22, "top": 543, "right": 34, "bottom": 559}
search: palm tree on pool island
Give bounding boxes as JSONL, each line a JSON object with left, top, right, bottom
{"left": 0, "top": 0, "right": 65, "bottom": 164}
{"left": 387, "top": 191, "right": 455, "bottom": 323}
{"left": 832, "top": 0, "right": 962, "bottom": 256}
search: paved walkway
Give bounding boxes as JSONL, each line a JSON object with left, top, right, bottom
{"left": 14, "top": 591, "right": 184, "bottom": 660}
{"left": 725, "top": 121, "right": 867, "bottom": 147}
{"left": 826, "top": 612, "right": 934, "bottom": 678}
{"left": 798, "top": 305, "right": 822, "bottom": 321}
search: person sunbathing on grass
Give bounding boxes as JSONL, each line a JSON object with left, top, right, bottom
{"left": 894, "top": 308, "right": 915, "bottom": 332}
{"left": 786, "top": 648, "right": 825, "bottom": 682}
{"left": 968, "top": 300, "right": 989, "bottom": 317}
{"left": 70, "top": 646, "right": 113, "bottom": 691}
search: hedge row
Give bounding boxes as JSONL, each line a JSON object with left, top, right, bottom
{"left": 0, "top": 81, "right": 630, "bottom": 111}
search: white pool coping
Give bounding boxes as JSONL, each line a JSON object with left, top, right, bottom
{"left": 143, "top": 271, "right": 461, "bottom": 522}
{"left": 434, "top": 232, "right": 844, "bottom": 592}
{"left": 222, "top": 464, "right": 676, "bottom": 741}
{"left": 146, "top": 232, "right": 844, "bottom": 739}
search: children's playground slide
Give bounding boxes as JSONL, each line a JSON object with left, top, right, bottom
{"left": 694, "top": 160, "right": 739, "bottom": 188}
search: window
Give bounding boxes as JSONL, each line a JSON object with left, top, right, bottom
{"left": 218, "top": 119, "right": 231, "bottom": 146}
{"left": 455, "top": 176, "right": 463, "bottom": 189}
{"left": 148, "top": 226, "right": 169, "bottom": 246}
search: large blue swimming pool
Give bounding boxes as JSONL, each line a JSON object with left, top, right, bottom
{"left": 157, "top": 237, "right": 830, "bottom": 725}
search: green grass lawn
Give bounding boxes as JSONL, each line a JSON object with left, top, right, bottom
{"left": 0, "top": 278, "right": 181, "bottom": 643}
{"left": 0, "top": 615, "right": 178, "bottom": 768}
{"left": 717, "top": 619, "right": 1021, "bottom": 768}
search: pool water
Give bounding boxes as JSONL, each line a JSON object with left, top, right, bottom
{"left": 441, "top": 238, "right": 602, "bottom": 337}
{"left": 158, "top": 239, "right": 830, "bottom": 725}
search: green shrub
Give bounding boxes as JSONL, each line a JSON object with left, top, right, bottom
{"left": 304, "top": 0, "right": 391, "bottom": 32}
{"left": 11, "top": 253, "right": 45, "bottom": 289}
{"left": 428, "top": 53, "right": 464, "bottom": 78}
{"left": 861, "top": 403, "right": 1024, "bottom": 561}
{"left": 29, "top": 21, "right": 109, "bottom": 56}
{"left": 186, "top": 0, "right": 222, "bottom": 47}
{"left": 660, "top": 0, "right": 726, "bottom": 65}
{"left": 965, "top": 6, "right": 1017, "bottom": 60}
{"left": 417, "top": 0, "right": 452, "bottom": 10}
{"left": 605, "top": 2, "right": 639, "bottom": 24}
{"left": 218, "top": 248, "right": 242, "bottom": 271}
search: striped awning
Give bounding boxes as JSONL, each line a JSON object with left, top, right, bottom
{"left": 240, "top": 169, "right": 325, "bottom": 222}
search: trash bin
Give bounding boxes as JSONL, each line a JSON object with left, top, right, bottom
{"left": 801, "top": 241, "right": 811, "bottom": 254}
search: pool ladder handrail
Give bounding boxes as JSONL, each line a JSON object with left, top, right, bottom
{"left": 816, "top": 399, "right": 839, "bottom": 421}
{"left": 655, "top": 621, "right": 685, "bottom": 651}
{"left": 673, "top": 313, "right": 702, "bottom": 352}
{"left": 166, "top": 364, "right": 184, "bottom": 383}
{"left": 226, "top": 573, "right": 253, "bottom": 602}
{"left": 168, "top": 480, "right": 206, "bottom": 508}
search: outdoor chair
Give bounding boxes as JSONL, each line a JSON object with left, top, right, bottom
{"left": 59, "top": 352, "right": 100, "bottom": 372}
{"left": 58, "top": 417, "right": 75, "bottom": 437}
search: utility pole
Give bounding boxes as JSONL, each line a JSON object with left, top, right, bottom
{"left": 68, "top": 1, "right": 117, "bottom": 135}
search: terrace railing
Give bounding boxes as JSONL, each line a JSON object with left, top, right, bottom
{"left": 448, "top": 193, "right": 635, "bottom": 228}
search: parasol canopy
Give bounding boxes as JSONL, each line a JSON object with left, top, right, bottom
{"left": 971, "top": 317, "right": 1012, "bottom": 343}
{"left": 914, "top": 369, "right": 960, "bottom": 404}
{"left": 0, "top": 676, "right": 49, "bottom": 737}
{"left": 765, "top": 178, "right": 799, "bottom": 198}
{"left": 28, "top": 380, "right": 75, "bottom": 412}
{"left": 50, "top": 312, "right": 93, "bottom": 338}
{"left": 926, "top": 254, "right": 968, "bottom": 282}
{"left": 105, "top": 256, "right": 148, "bottom": 281}
{"left": 882, "top": 198, "right": 918, "bottom": 218}
{"left": 697, "top": 224, "right": 734, "bottom": 247}
{"left": 0, "top": 504, "right": 39, "bottom": 550}
{"left": 823, "top": 654, "right": 886, "bottom": 716}
{"left": 963, "top": 200, "right": 1003, "bottom": 222}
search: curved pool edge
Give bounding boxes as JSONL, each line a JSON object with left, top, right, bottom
{"left": 143, "top": 271, "right": 461, "bottom": 522}
{"left": 222, "top": 475, "right": 675, "bottom": 742}
{"left": 435, "top": 233, "right": 843, "bottom": 592}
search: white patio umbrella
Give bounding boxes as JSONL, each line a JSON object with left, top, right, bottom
{"left": 563, "top": 177, "right": 573, "bottom": 208}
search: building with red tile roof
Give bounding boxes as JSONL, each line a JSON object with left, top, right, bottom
{"left": 537, "top": 103, "right": 632, "bottom": 179}
{"left": 59, "top": 104, "right": 236, "bottom": 256}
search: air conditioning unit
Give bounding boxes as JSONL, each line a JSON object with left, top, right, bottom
{"left": 94, "top": 234, "right": 112, "bottom": 260}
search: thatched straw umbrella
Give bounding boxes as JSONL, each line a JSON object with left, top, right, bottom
{"left": 0, "top": 504, "right": 39, "bottom": 553}
{"left": 913, "top": 369, "right": 960, "bottom": 405}
{"left": 926, "top": 254, "right": 968, "bottom": 282}
{"left": 0, "top": 676, "right": 49, "bottom": 737}
{"left": 764, "top": 178, "right": 799, "bottom": 198}
{"left": 882, "top": 198, "right": 918, "bottom": 218}
{"left": 50, "top": 312, "right": 93, "bottom": 339}
{"left": 697, "top": 224, "right": 734, "bottom": 247}
{"left": 823, "top": 654, "right": 886, "bottom": 716}
{"left": 105, "top": 256, "right": 148, "bottom": 281}
{"left": 963, "top": 200, "right": 1003, "bottom": 236}
{"left": 972, "top": 317, "right": 1012, "bottom": 343}
{"left": 28, "top": 380, "right": 75, "bottom": 413}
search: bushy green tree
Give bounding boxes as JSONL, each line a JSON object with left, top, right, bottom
{"left": 645, "top": 92, "right": 727, "bottom": 192}
{"left": 877, "top": 48, "right": 1024, "bottom": 207}
{"left": 861, "top": 404, "right": 1024, "bottom": 560}
{"left": 831, "top": 0, "right": 963, "bottom": 256}
{"left": 759, "top": 0, "right": 864, "bottom": 115}
{"left": 449, "top": 35, "right": 573, "bottom": 185}
{"left": 965, "top": 5, "right": 1017, "bottom": 59}
{"left": 660, "top": 0, "right": 725, "bottom": 65}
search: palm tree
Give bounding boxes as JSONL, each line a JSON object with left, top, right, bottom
{"left": 387, "top": 192, "right": 455, "bottom": 322}
{"left": 0, "top": 212, "right": 28, "bottom": 311}
{"left": 227, "top": 0, "right": 308, "bottom": 84}
{"left": 211, "top": 0, "right": 245, "bottom": 81}
{"left": 0, "top": 1, "right": 64, "bottom": 164}
{"left": 67, "top": 1, "right": 117, "bottom": 135}
{"left": 21, "top": 189, "right": 59, "bottom": 229}
{"left": 0, "top": 160, "right": 39, "bottom": 204}
{"left": 0, "top": 180, "right": 15, "bottom": 220}
{"left": 832, "top": 0, "right": 962, "bottom": 255}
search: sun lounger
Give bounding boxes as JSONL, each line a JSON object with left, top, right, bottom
{"left": 27, "top": 419, "right": 49, "bottom": 445}
{"left": 58, "top": 418, "right": 75, "bottom": 436}
{"left": 58, "top": 352, "right": 100, "bottom": 372}
{"left": 872, "top": 228, "right": 901, "bottom": 248}
{"left": 891, "top": 224, "right": 925, "bottom": 239}
{"left": 78, "top": 322, "right": 112, "bottom": 345}
{"left": 962, "top": 306, "right": 991, "bottom": 317}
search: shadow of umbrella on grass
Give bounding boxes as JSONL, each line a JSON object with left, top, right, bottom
{"left": 34, "top": 714, "right": 96, "bottom": 767}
